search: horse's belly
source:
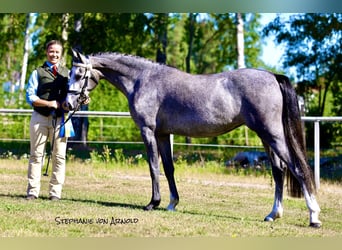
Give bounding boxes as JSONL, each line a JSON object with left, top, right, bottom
{"left": 158, "top": 116, "right": 243, "bottom": 138}
{"left": 156, "top": 89, "right": 243, "bottom": 137}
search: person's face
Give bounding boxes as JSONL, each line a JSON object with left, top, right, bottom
{"left": 46, "top": 44, "right": 63, "bottom": 65}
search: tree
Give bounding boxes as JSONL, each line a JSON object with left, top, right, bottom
{"left": 0, "top": 13, "right": 267, "bottom": 146}
{"left": 263, "top": 13, "right": 342, "bottom": 146}
{"left": 236, "top": 13, "right": 246, "bottom": 69}
{"left": 20, "top": 13, "right": 33, "bottom": 93}
{"left": 0, "top": 14, "right": 27, "bottom": 108}
{"left": 263, "top": 13, "right": 342, "bottom": 116}
{"left": 236, "top": 13, "right": 250, "bottom": 145}
{"left": 67, "top": 13, "right": 90, "bottom": 148}
{"left": 185, "top": 13, "right": 196, "bottom": 74}
{"left": 183, "top": 13, "right": 197, "bottom": 144}
{"left": 150, "top": 13, "right": 169, "bottom": 64}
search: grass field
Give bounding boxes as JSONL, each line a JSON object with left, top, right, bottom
{"left": 0, "top": 158, "right": 341, "bottom": 237}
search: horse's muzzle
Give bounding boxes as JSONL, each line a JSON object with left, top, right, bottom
{"left": 61, "top": 101, "right": 71, "bottom": 111}
{"left": 67, "top": 102, "right": 74, "bottom": 111}
{"left": 65, "top": 95, "right": 77, "bottom": 111}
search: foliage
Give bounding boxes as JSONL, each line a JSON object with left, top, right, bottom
{"left": 263, "top": 13, "right": 342, "bottom": 114}
{"left": 263, "top": 13, "right": 342, "bottom": 147}
{"left": 1, "top": 13, "right": 341, "bottom": 147}
{"left": 0, "top": 14, "right": 26, "bottom": 84}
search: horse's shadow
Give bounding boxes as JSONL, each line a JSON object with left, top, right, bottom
{"left": 66, "top": 196, "right": 257, "bottom": 223}
{"left": 1, "top": 192, "right": 260, "bottom": 223}
{"left": 0, "top": 192, "right": 151, "bottom": 210}
{"left": 65, "top": 197, "right": 147, "bottom": 210}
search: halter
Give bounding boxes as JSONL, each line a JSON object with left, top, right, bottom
{"left": 68, "top": 59, "right": 93, "bottom": 109}
{"left": 64, "top": 59, "right": 93, "bottom": 125}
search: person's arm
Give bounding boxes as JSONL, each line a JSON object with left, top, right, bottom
{"left": 26, "top": 70, "right": 59, "bottom": 109}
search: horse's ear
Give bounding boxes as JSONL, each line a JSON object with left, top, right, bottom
{"left": 71, "top": 48, "right": 78, "bottom": 58}
{"left": 71, "top": 48, "right": 82, "bottom": 62}
{"left": 71, "top": 48, "right": 87, "bottom": 63}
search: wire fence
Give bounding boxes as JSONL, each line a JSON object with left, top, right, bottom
{"left": 1, "top": 108, "right": 342, "bottom": 190}
{"left": 0, "top": 109, "right": 263, "bottom": 148}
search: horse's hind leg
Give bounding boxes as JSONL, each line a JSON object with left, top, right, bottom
{"left": 157, "top": 134, "right": 179, "bottom": 211}
{"left": 302, "top": 184, "right": 321, "bottom": 227}
{"left": 263, "top": 142, "right": 285, "bottom": 221}
{"left": 261, "top": 136, "right": 321, "bottom": 227}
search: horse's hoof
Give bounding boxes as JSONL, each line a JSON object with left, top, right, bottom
{"left": 264, "top": 217, "right": 274, "bottom": 222}
{"left": 309, "top": 222, "right": 321, "bottom": 228}
{"left": 166, "top": 197, "right": 179, "bottom": 211}
{"left": 166, "top": 205, "right": 176, "bottom": 211}
{"left": 143, "top": 200, "right": 160, "bottom": 211}
{"left": 143, "top": 204, "right": 154, "bottom": 211}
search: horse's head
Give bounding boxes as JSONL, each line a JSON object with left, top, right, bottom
{"left": 65, "top": 49, "right": 98, "bottom": 111}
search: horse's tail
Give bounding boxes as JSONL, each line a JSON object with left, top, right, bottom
{"left": 275, "top": 74, "right": 316, "bottom": 198}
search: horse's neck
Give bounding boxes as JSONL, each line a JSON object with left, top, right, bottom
{"left": 92, "top": 54, "right": 149, "bottom": 97}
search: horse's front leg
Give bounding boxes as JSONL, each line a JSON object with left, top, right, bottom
{"left": 157, "top": 134, "right": 179, "bottom": 211}
{"left": 141, "top": 126, "right": 161, "bottom": 211}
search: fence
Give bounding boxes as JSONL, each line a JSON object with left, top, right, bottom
{"left": 0, "top": 108, "right": 341, "bottom": 190}
{"left": 301, "top": 116, "right": 342, "bottom": 190}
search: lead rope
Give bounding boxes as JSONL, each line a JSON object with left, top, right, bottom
{"left": 43, "top": 112, "right": 57, "bottom": 176}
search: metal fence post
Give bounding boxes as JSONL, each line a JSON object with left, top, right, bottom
{"left": 314, "top": 120, "right": 320, "bottom": 191}
{"left": 170, "top": 134, "right": 174, "bottom": 157}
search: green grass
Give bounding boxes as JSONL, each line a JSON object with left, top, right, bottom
{"left": 0, "top": 158, "right": 341, "bottom": 237}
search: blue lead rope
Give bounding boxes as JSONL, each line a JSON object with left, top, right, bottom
{"left": 59, "top": 112, "right": 75, "bottom": 138}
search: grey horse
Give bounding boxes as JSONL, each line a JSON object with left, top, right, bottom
{"left": 66, "top": 49, "right": 321, "bottom": 228}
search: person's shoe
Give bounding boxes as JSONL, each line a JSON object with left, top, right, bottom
{"left": 26, "top": 195, "right": 37, "bottom": 200}
{"left": 49, "top": 196, "right": 60, "bottom": 201}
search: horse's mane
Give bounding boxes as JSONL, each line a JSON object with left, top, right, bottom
{"left": 91, "top": 52, "right": 155, "bottom": 64}
{"left": 90, "top": 51, "right": 174, "bottom": 68}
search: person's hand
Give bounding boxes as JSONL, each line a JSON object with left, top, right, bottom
{"left": 82, "top": 97, "right": 91, "bottom": 105}
{"left": 48, "top": 100, "right": 59, "bottom": 109}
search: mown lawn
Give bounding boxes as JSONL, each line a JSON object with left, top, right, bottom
{"left": 0, "top": 158, "right": 341, "bottom": 237}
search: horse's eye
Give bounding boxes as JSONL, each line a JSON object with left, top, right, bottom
{"left": 75, "top": 74, "right": 82, "bottom": 80}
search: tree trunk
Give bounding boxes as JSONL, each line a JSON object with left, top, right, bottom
{"left": 185, "top": 13, "right": 195, "bottom": 74}
{"left": 154, "top": 13, "right": 173, "bottom": 155}
{"left": 19, "top": 13, "right": 32, "bottom": 103}
{"left": 185, "top": 13, "right": 196, "bottom": 144}
{"left": 155, "top": 13, "right": 168, "bottom": 64}
{"left": 69, "top": 13, "right": 89, "bottom": 149}
{"left": 236, "top": 13, "right": 248, "bottom": 145}
{"left": 61, "top": 13, "right": 69, "bottom": 61}
{"left": 236, "top": 13, "right": 246, "bottom": 69}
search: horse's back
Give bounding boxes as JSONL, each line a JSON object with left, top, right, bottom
{"left": 152, "top": 68, "right": 281, "bottom": 137}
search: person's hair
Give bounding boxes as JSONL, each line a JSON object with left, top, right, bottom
{"left": 45, "top": 40, "right": 63, "bottom": 51}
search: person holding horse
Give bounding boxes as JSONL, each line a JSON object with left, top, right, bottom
{"left": 25, "top": 40, "right": 69, "bottom": 201}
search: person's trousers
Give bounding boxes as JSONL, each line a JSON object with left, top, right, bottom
{"left": 27, "top": 111, "right": 67, "bottom": 199}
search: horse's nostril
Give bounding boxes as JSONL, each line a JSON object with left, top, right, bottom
{"left": 68, "top": 103, "right": 74, "bottom": 111}
{"left": 61, "top": 101, "right": 70, "bottom": 111}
